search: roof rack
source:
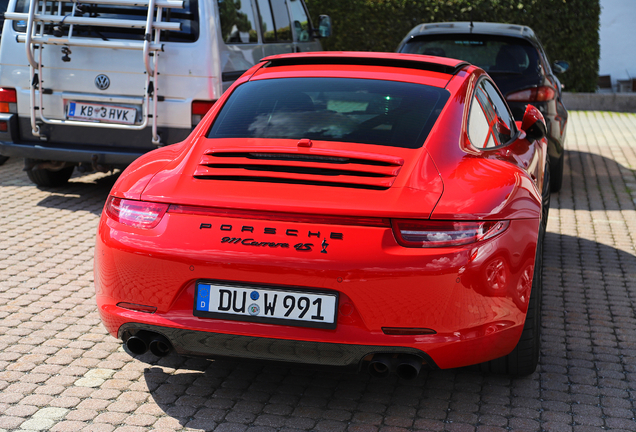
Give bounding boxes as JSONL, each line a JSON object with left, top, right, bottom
{"left": 4, "top": 0, "right": 184, "bottom": 145}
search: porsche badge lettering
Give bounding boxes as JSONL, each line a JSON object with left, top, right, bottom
{"left": 209, "top": 224, "right": 342, "bottom": 253}
{"left": 201, "top": 223, "right": 343, "bottom": 239}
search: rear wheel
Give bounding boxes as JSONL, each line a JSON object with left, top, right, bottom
{"left": 25, "top": 158, "right": 74, "bottom": 187}
{"left": 0, "top": 155, "right": 8, "bottom": 166}
{"left": 549, "top": 152, "right": 564, "bottom": 193}
{"left": 541, "top": 159, "right": 551, "bottom": 237}
{"left": 478, "top": 225, "right": 543, "bottom": 376}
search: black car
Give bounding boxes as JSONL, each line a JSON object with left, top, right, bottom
{"left": 398, "top": 22, "right": 569, "bottom": 192}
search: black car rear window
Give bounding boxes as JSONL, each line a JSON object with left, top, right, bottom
{"left": 401, "top": 34, "right": 540, "bottom": 79}
{"left": 207, "top": 78, "right": 449, "bottom": 149}
{"left": 12, "top": 0, "right": 199, "bottom": 42}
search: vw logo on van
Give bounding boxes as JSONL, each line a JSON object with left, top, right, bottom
{"left": 95, "top": 74, "right": 110, "bottom": 91}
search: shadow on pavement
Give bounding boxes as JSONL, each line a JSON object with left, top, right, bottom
{"left": 140, "top": 354, "right": 488, "bottom": 430}
{"left": 35, "top": 170, "right": 120, "bottom": 215}
{"left": 561, "top": 150, "right": 635, "bottom": 211}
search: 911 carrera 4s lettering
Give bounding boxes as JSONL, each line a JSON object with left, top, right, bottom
{"left": 220, "top": 237, "right": 290, "bottom": 248}
{"left": 219, "top": 237, "right": 328, "bottom": 252}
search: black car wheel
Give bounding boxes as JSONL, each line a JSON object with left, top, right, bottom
{"left": 541, "top": 159, "right": 551, "bottom": 236}
{"left": 25, "top": 158, "right": 75, "bottom": 187}
{"left": 549, "top": 152, "right": 564, "bottom": 193}
{"left": 0, "top": 155, "right": 8, "bottom": 166}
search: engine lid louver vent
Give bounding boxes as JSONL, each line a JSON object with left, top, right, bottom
{"left": 193, "top": 148, "right": 405, "bottom": 190}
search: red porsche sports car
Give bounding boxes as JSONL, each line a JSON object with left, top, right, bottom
{"left": 95, "top": 52, "right": 550, "bottom": 378}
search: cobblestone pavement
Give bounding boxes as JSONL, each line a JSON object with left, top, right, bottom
{"left": 1, "top": 111, "right": 636, "bottom": 432}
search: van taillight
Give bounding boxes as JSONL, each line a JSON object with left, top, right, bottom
{"left": 192, "top": 100, "right": 215, "bottom": 126}
{"left": 0, "top": 88, "right": 17, "bottom": 113}
{"left": 506, "top": 86, "right": 556, "bottom": 103}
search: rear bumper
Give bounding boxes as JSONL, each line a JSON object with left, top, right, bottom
{"left": 0, "top": 114, "right": 191, "bottom": 165}
{"left": 117, "top": 322, "right": 438, "bottom": 369}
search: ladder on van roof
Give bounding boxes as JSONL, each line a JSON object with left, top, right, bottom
{"left": 4, "top": 0, "right": 185, "bottom": 145}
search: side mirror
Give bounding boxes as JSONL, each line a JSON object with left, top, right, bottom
{"left": 521, "top": 104, "right": 547, "bottom": 141}
{"left": 316, "top": 15, "right": 332, "bottom": 38}
{"left": 553, "top": 60, "right": 569, "bottom": 74}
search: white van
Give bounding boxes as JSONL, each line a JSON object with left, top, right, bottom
{"left": 0, "top": 0, "right": 331, "bottom": 185}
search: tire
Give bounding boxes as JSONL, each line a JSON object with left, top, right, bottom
{"left": 541, "top": 160, "right": 551, "bottom": 237}
{"left": 549, "top": 152, "right": 564, "bottom": 193}
{"left": 25, "top": 158, "right": 74, "bottom": 187}
{"left": 478, "top": 225, "right": 543, "bottom": 376}
{"left": 0, "top": 155, "right": 8, "bottom": 166}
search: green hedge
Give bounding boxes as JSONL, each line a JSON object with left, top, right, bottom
{"left": 305, "top": 0, "right": 599, "bottom": 92}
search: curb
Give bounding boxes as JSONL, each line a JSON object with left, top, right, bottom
{"left": 562, "top": 92, "right": 636, "bottom": 113}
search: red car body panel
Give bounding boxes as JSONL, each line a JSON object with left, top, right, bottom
{"left": 95, "top": 52, "right": 547, "bottom": 371}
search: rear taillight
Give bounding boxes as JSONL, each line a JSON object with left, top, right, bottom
{"left": 506, "top": 86, "right": 556, "bottom": 102}
{"left": 192, "top": 100, "right": 215, "bottom": 126}
{"left": 105, "top": 197, "right": 169, "bottom": 229}
{"left": 0, "top": 88, "right": 17, "bottom": 113}
{"left": 391, "top": 220, "right": 509, "bottom": 248}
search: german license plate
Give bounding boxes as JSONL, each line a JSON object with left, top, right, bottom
{"left": 194, "top": 281, "right": 338, "bottom": 329}
{"left": 67, "top": 101, "right": 137, "bottom": 124}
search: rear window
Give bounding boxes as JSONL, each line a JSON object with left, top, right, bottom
{"left": 208, "top": 78, "right": 449, "bottom": 149}
{"left": 12, "top": 0, "right": 199, "bottom": 42}
{"left": 401, "top": 35, "right": 540, "bottom": 78}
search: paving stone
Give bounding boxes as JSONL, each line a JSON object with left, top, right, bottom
{"left": 32, "top": 407, "right": 70, "bottom": 420}
{"left": 18, "top": 418, "right": 56, "bottom": 431}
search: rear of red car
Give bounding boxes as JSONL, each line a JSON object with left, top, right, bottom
{"left": 95, "top": 53, "right": 545, "bottom": 377}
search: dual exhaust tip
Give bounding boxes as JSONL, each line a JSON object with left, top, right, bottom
{"left": 367, "top": 353, "right": 423, "bottom": 380}
{"left": 125, "top": 331, "right": 173, "bottom": 357}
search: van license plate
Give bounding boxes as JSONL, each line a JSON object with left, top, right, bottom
{"left": 67, "top": 101, "right": 137, "bottom": 125}
{"left": 194, "top": 282, "right": 338, "bottom": 329}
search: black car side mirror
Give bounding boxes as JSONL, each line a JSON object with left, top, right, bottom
{"left": 521, "top": 104, "right": 547, "bottom": 141}
{"left": 553, "top": 61, "right": 569, "bottom": 74}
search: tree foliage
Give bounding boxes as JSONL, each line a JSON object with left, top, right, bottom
{"left": 305, "top": 0, "right": 599, "bottom": 92}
